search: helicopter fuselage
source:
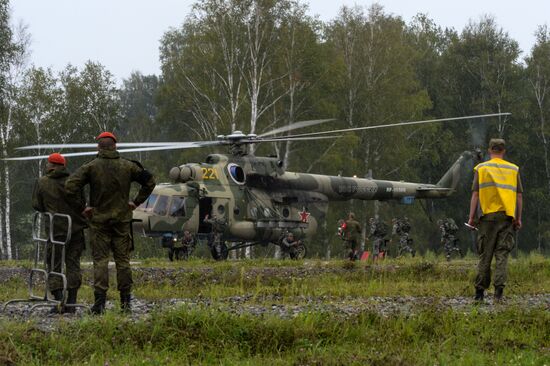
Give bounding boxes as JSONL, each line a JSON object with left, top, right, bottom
{"left": 133, "top": 151, "right": 471, "bottom": 245}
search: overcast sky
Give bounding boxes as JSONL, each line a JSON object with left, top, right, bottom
{"left": 9, "top": 0, "right": 549, "bottom": 83}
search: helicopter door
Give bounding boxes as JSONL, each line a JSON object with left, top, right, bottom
{"left": 198, "top": 197, "right": 213, "bottom": 233}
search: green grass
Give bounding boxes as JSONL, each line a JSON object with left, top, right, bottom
{"left": 1, "top": 306, "right": 549, "bottom": 365}
{"left": 1, "top": 254, "right": 548, "bottom": 365}
{"left": 1, "top": 255, "right": 549, "bottom": 303}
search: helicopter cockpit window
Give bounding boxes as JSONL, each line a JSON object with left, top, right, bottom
{"left": 139, "top": 194, "right": 158, "bottom": 211}
{"left": 227, "top": 163, "right": 246, "bottom": 185}
{"left": 169, "top": 196, "right": 186, "bottom": 217}
{"left": 154, "top": 195, "right": 169, "bottom": 216}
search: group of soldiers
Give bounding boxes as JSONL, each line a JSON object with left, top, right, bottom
{"left": 32, "top": 132, "right": 156, "bottom": 315}
{"left": 162, "top": 230, "right": 196, "bottom": 261}
{"left": 338, "top": 214, "right": 461, "bottom": 261}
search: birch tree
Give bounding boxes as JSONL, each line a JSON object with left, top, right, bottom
{"left": 272, "top": 2, "right": 322, "bottom": 168}
{"left": 0, "top": 0, "right": 11, "bottom": 259}
{"left": 525, "top": 25, "right": 550, "bottom": 252}
{"left": 526, "top": 25, "right": 550, "bottom": 194}
{"left": 0, "top": 15, "right": 29, "bottom": 259}
{"left": 159, "top": 0, "right": 249, "bottom": 140}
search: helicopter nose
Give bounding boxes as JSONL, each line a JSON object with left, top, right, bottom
{"left": 132, "top": 211, "right": 148, "bottom": 234}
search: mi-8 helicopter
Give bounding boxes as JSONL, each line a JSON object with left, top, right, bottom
{"left": 7, "top": 113, "right": 508, "bottom": 260}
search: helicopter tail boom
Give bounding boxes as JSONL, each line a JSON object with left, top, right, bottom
{"left": 281, "top": 151, "right": 474, "bottom": 202}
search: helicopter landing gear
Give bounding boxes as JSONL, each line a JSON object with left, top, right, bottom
{"left": 210, "top": 241, "right": 229, "bottom": 261}
{"left": 289, "top": 242, "right": 307, "bottom": 259}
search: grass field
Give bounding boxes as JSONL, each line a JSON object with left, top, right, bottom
{"left": 0, "top": 254, "right": 549, "bottom": 365}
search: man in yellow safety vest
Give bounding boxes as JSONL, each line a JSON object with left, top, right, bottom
{"left": 467, "top": 138, "right": 523, "bottom": 302}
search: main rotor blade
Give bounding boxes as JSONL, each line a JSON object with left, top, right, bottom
{"left": 16, "top": 142, "right": 201, "bottom": 150}
{"left": 259, "top": 119, "right": 336, "bottom": 138}
{"left": 275, "top": 113, "right": 511, "bottom": 139}
{"left": 4, "top": 142, "right": 221, "bottom": 161}
{"left": 259, "top": 135, "right": 341, "bottom": 143}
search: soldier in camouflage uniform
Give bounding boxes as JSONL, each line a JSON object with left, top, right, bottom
{"left": 204, "top": 214, "right": 227, "bottom": 260}
{"left": 280, "top": 232, "right": 302, "bottom": 259}
{"left": 171, "top": 230, "right": 194, "bottom": 261}
{"left": 65, "top": 132, "right": 155, "bottom": 314}
{"left": 343, "top": 212, "right": 362, "bottom": 261}
{"left": 32, "top": 153, "right": 87, "bottom": 313}
{"left": 392, "top": 217, "right": 416, "bottom": 257}
{"left": 369, "top": 217, "right": 389, "bottom": 259}
{"left": 467, "top": 138, "right": 523, "bottom": 302}
{"left": 438, "top": 218, "right": 461, "bottom": 261}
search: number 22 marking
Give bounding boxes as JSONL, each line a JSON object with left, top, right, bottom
{"left": 201, "top": 168, "right": 218, "bottom": 180}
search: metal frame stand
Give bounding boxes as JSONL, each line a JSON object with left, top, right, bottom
{"left": 3, "top": 212, "right": 86, "bottom": 314}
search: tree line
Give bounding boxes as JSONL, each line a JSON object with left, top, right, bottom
{"left": 1, "top": 0, "right": 549, "bottom": 259}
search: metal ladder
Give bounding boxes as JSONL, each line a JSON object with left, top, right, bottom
{"left": 3, "top": 211, "right": 85, "bottom": 313}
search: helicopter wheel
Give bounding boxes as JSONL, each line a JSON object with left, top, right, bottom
{"left": 210, "top": 242, "right": 229, "bottom": 261}
{"left": 289, "top": 243, "right": 307, "bottom": 260}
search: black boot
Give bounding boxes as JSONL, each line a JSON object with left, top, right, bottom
{"left": 64, "top": 288, "right": 78, "bottom": 314}
{"left": 474, "top": 288, "right": 484, "bottom": 302}
{"left": 120, "top": 292, "right": 132, "bottom": 314}
{"left": 90, "top": 290, "right": 106, "bottom": 315}
{"left": 494, "top": 287, "right": 504, "bottom": 302}
{"left": 49, "top": 289, "right": 64, "bottom": 314}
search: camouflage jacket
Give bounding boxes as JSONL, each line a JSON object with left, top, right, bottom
{"left": 175, "top": 234, "right": 194, "bottom": 249}
{"left": 65, "top": 149, "right": 156, "bottom": 224}
{"left": 204, "top": 215, "right": 227, "bottom": 233}
{"left": 344, "top": 219, "right": 362, "bottom": 241}
{"left": 32, "top": 167, "right": 87, "bottom": 235}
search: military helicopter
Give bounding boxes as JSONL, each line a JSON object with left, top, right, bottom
{"left": 7, "top": 113, "right": 508, "bottom": 260}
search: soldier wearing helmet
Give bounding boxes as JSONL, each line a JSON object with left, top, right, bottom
{"left": 392, "top": 217, "right": 416, "bottom": 257}
{"left": 369, "top": 217, "right": 389, "bottom": 259}
{"left": 32, "top": 153, "right": 87, "bottom": 313}
{"left": 438, "top": 218, "right": 461, "bottom": 261}
{"left": 65, "top": 132, "right": 156, "bottom": 314}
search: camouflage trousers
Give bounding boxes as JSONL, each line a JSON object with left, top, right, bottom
{"left": 90, "top": 221, "right": 133, "bottom": 293}
{"left": 47, "top": 230, "right": 85, "bottom": 291}
{"left": 398, "top": 235, "right": 415, "bottom": 257}
{"left": 443, "top": 237, "right": 461, "bottom": 259}
{"left": 475, "top": 212, "right": 515, "bottom": 290}
{"left": 372, "top": 237, "right": 387, "bottom": 257}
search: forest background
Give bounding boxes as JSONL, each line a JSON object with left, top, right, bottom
{"left": 1, "top": 0, "right": 550, "bottom": 259}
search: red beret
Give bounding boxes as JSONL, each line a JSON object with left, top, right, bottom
{"left": 96, "top": 131, "right": 117, "bottom": 142}
{"left": 48, "top": 153, "right": 66, "bottom": 165}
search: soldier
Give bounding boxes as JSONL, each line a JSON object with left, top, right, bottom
{"left": 392, "top": 217, "right": 416, "bottom": 257}
{"left": 164, "top": 233, "right": 177, "bottom": 261}
{"left": 337, "top": 219, "right": 346, "bottom": 240}
{"left": 204, "top": 214, "right": 227, "bottom": 259}
{"left": 280, "top": 232, "right": 302, "bottom": 259}
{"left": 168, "top": 231, "right": 194, "bottom": 261}
{"left": 180, "top": 230, "right": 195, "bottom": 260}
{"left": 438, "top": 218, "right": 461, "bottom": 261}
{"left": 65, "top": 132, "right": 155, "bottom": 314}
{"left": 467, "top": 138, "right": 523, "bottom": 302}
{"left": 32, "top": 153, "right": 87, "bottom": 313}
{"left": 369, "top": 217, "right": 389, "bottom": 259}
{"left": 343, "top": 212, "right": 362, "bottom": 261}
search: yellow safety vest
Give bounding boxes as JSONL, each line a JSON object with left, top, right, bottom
{"left": 474, "top": 158, "right": 519, "bottom": 218}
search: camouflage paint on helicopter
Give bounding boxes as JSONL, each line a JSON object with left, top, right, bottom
{"left": 133, "top": 150, "right": 474, "bottom": 251}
